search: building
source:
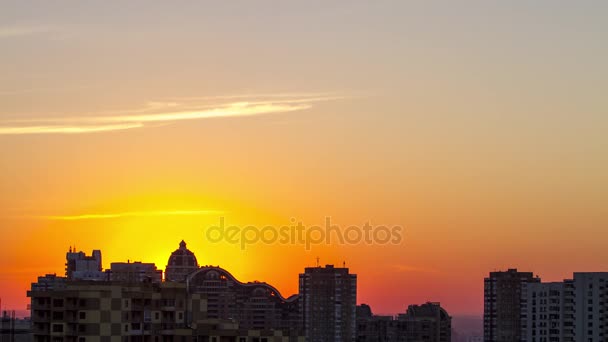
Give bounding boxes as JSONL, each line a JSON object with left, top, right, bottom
{"left": 355, "top": 302, "right": 451, "bottom": 342}
{"left": 356, "top": 314, "right": 394, "bottom": 342}
{"left": 165, "top": 241, "right": 199, "bottom": 282}
{"left": 299, "top": 265, "right": 357, "bottom": 342}
{"left": 1, "top": 311, "right": 31, "bottom": 342}
{"left": 524, "top": 281, "right": 571, "bottom": 342}
{"left": 29, "top": 277, "right": 193, "bottom": 342}
{"left": 28, "top": 275, "right": 300, "bottom": 342}
{"left": 31, "top": 274, "right": 67, "bottom": 292}
{"left": 28, "top": 243, "right": 305, "bottom": 342}
{"left": 398, "top": 302, "right": 451, "bottom": 342}
{"left": 110, "top": 262, "right": 162, "bottom": 284}
{"left": 570, "top": 272, "right": 608, "bottom": 342}
{"left": 524, "top": 272, "right": 608, "bottom": 342}
{"left": 65, "top": 249, "right": 105, "bottom": 281}
{"left": 186, "top": 267, "right": 302, "bottom": 338}
{"left": 483, "top": 269, "right": 540, "bottom": 342}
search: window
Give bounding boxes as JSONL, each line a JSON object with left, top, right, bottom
{"left": 52, "top": 324, "right": 63, "bottom": 332}
{"left": 79, "top": 312, "right": 86, "bottom": 319}
{"left": 53, "top": 299, "right": 64, "bottom": 308}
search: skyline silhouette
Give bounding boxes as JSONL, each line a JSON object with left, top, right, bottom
{"left": 1, "top": 1, "right": 607, "bottom": 329}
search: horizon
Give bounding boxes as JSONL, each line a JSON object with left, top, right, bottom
{"left": 1, "top": 1, "right": 607, "bottom": 327}
{"left": 4, "top": 241, "right": 608, "bottom": 319}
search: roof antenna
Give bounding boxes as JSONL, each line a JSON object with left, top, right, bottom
{"left": 343, "top": 261, "right": 346, "bottom": 268}
{"left": 316, "top": 257, "right": 320, "bottom": 267}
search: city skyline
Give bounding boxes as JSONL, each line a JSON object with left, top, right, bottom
{"left": 6, "top": 240, "right": 442, "bottom": 317}
{"left": 29, "top": 242, "right": 451, "bottom": 341}
{"left": 2, "top": 1, "right": 608, "bottom": 322}
{"left": 4, "top": 238, "right": 607, "bottom": 319}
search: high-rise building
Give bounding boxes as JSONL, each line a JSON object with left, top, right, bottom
{"left": 299, "top": 265, "right": 357, "bottom": 342}
{"left": 524, "top": 281, "right": 572, "bottom": 342}
{"left": 570, "top": 272, "right": 608, "bottom": 341}
{"left": 483, "top": 269, "right": 540, "bottom": 342}
{"left": 524, "top": 272, "right": 608, "bottom": 342}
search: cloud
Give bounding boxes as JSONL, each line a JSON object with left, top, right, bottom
{"left": 41, "top": 209, "right": 224, "bottom": 221}
{"left": 0, "top": 94, "right": 343, "bottom": 135}
{"left": 0, "top": 25, "right": 52, "bottom": 39}
{"left": 0, "top": 123, "right": 143, "bottom": 135}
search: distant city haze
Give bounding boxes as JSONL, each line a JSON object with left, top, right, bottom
{"left": 1, "top": 1, "right": 607, "bottom": 318}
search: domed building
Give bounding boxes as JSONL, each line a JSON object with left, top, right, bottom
{"left": 186, "top": 266, "right": 301, "bottom": 335}
{"left": 165, "top": 240, "right": 199, "bottom": 282}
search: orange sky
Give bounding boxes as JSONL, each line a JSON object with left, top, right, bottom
{"left": 1, "top": 2, "right": 607, "bottom": 317}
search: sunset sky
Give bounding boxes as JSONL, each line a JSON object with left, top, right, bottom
{"left": 1, "top": 2, "right": 607, "bottom": 317}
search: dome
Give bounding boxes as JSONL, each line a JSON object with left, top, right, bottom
{"left": 165, "top": 240, "right": 199, "bottom": 282}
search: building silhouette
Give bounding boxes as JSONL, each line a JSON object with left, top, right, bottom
{"left": 109, "top": 262, "right": 162, "bottom": 284}
{"left": 356, "top": 302, "right": 451, "bottom": 342}
{"left": 0, "top": 311, "right": 31, "bottom": 342}
{"left": 65, "top": 249, "right": 104, "bottom": 281}
{"left": 299, "top": 265, "right": 357, "bottom": 342}
{"left": 483, "top": 269, "right": 540, "bottom": 342}
{"left": 485, "top": 269, "right": 608, "bottom": 341}
{"left": 165, "top": 241, "right": 199, "bottom": 282}
{"left": 186, "top": 267, "right": 301, "bottom": 337}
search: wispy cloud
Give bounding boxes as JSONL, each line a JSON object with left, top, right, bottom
{"left": 42, "top": 209, "right": 224, "bottom": 221}
{"left": 0, "top": 123, "right": 143, "bottom": 135}
{"left": 0, "top": 94, "right": 344, "bottom": 135}
{"left": 0, "top": 25, "right": 53, "bottom": 39}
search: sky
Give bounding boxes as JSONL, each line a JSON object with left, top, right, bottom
{"left": 1, "top": 1, "right": 607, "bottom": 317}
